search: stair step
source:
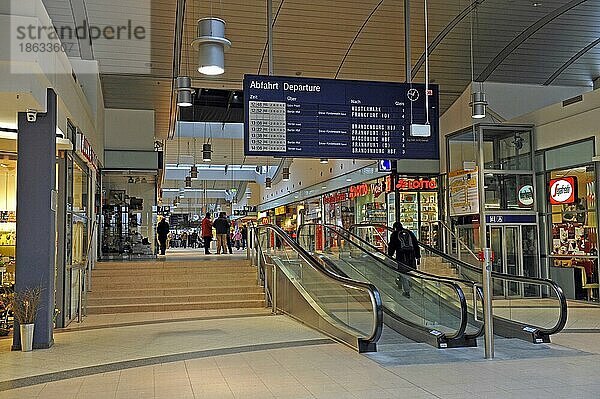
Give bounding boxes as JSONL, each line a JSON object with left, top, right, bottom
{"left": 88, "top": 286, "right": 263, "bottom": 298}
{"left": 88, "top": 293, "right": 265, "bottom": 306}
{"left": 87, "top": 300, "right": 266, "bottom": 314}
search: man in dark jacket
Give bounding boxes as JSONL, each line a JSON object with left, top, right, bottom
{"left": 388, "top": 221, "right": 420, "bottom": 298}
{"left": 156, "top": 217, "right": 170, "bottom": 255}
{"left": 213, "top": 212, "right": 230, "bottom": 255}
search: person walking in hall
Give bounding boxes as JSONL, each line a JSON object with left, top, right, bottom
{"left": 388, "top": 221, "right": 420, "bottom": 298}
{"left": 213, "top": 212, "right": 230, "bottom": 255}
{"left": 233, "top": 226, "right": 242, "bottom": 250}
{"left": 156, "top": 216, "right": 170, "bottom": 256}
{"left": 189, "top": 230, "right": 198, "bottom": 249}
{"left": 180, "top": 231, "right": 188, "bottom": 248}
{"left": 201, "top": 213, "right": 213, "bottom": 254}
{"left": 226, "top": 216, "right": 234, "bottom": 254}
{"left": 241, "top": 224, "right": 248, "bottom": 249}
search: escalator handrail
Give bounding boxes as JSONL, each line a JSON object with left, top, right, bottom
{"left": 297, "top": 223, "right": 469, "bottom": 341}
{"left": 350, "top": 223, "right": 568, "bottom": 336}
{"left": 252, "top": 223, "right": 384, "bottom": 344}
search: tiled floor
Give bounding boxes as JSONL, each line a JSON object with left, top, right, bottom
{"left": 1, "top": 248, "right": 599, "bottom": 398}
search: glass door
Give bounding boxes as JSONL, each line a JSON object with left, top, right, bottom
{"left": 490, "top": 227, "right": 505, "bottom": 296}
{"left": 505, "top": 226, "right": 521, "bottom": 297}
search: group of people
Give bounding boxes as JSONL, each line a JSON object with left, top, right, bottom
{"left": 201, "top": 212, "right": 248, "bottom": 255}
{"left": 156, "top": 212, "right": 248, "bottom": 256}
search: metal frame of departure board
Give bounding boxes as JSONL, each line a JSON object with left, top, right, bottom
{"left": 243, "top": 74, "right": 439, "bottom": 160}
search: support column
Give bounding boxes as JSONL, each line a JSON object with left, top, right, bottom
{"left": 12, "top": 89, "right": 57, "bottom": 350}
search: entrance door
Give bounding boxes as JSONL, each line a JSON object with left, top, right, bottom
{"left": 488, "top": 224, "right": 540, "bottom": 298}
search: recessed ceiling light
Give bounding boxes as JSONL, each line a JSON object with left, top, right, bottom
{"left": 532, "top": 2, "right": 542, "bottom": 6}
{"left": 0, "top": 164, "right": 7, "bottom": 168}
{"left": 321, "top": 186, "right": 327, "bottom": 189}
{"left": 346, "top": 178, "right": 352, "bottom": 182}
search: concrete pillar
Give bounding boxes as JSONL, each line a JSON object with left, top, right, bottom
{"left": 12, "top": 89, "right": 57, "bottom": 350}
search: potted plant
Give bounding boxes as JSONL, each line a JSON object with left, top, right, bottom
{"left": 11, "top": 286, "right": 42, "bottom": 352}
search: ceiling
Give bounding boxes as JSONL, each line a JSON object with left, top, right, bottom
{"left": 43, "top": 0, "right": 600, "bottom": 207}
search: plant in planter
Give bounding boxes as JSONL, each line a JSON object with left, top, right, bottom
{"left": 11, "top": 286, "right": 42, "bottom": 352}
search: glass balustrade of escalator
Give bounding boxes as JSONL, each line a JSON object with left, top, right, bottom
{"left": 297, "top": 223, "right": 475, "bottom": 347}
{"left": 251, "top": 224, "right": 383, "bottom": 352}
{"left": 349, "top": 223, "right": 567, "bottom": 343}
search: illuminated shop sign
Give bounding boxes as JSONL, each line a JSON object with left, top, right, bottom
{"left": 349, "top": 176, "right": 393, "bottom": 199}
{"left": 549, "top": 177, "right": 577, "bottom": 205}
{"left": 396, "top": 177, "right": 437, "bottom": 190}
{"left": 324, "top": 192, "right": 349, "bottom": 204}
{"left": 75, "top": 131, "right": 99, "bottom": 171}
{"left": 517, "top": 185, "right": 534, "bottom": 207}
{"left": 275, "top": 206, "right": 287, "bottom": 215}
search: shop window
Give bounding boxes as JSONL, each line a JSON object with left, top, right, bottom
{"left": 549, "top": 165, "right": 597, "bottom": 257}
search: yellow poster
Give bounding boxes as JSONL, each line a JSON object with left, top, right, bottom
{"left": 449, "top": 167, "right": 479, "bottom": 216}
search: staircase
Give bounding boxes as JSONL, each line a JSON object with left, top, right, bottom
{"left": 419, "top": 255, "right": 459, "bottom": 278}
{"left": 87, "top": 259, "right": 265, "bottom": 314}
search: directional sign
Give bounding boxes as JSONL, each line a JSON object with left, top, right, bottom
{"left": 243, "top": 75, "right": 439, "bottom": 160}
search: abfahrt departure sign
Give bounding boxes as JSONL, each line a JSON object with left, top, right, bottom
{"left": 243, "top": 74, "right": 439, "bottom": 160}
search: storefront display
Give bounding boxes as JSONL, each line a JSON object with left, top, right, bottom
{"left": 547, "top": 165, "right": 598, "bottom": 300}
{"left": 101, "top": 173, "right": 157, "bottom": 260}
{"left": 0, "top": 157, "right": 16, "bottom": 287}
{"left": 396, "top": 177, "right": 439, "bottom": 244}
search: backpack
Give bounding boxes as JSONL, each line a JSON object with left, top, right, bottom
{"left": 398, "top": 229, "right": 414, "bottom": 252}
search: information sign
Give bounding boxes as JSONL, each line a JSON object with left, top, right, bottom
{"left": 244, "top": 75, "right": 439, "bottom": 159}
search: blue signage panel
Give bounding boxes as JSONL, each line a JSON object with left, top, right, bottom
{"left": 485, "top": 214, "right": 537, "bottom": 224}
{"left": 243, "top": 74, "right": 439, "bottom": 160}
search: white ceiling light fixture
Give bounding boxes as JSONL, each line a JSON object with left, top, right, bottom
{"left": 175, "top": 76, "right": 194, "bottom": 107}
{"left": 320, "top": 158, "right": 328, "bottom": 164}
{"left": 192, "top": 18, "right": 231, "bottom": 76}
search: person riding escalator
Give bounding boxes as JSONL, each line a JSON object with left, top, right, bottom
{"left": 387, "top": 222, "right": 420, "bottom": 298}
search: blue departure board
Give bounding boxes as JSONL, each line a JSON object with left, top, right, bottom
{"left": 243, "top": 74, "right": 439, "bottom": 160}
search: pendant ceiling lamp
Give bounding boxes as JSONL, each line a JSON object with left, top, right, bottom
{"left": 175, "top": 76, "right": 194, "bottom": 107}
{"left": 192, "top": 18, "right": 231, "bottom": 76}
{"left": 202, "top": 143, "right": 212, "bottom": 162}
{"left": 265, "top": 177, "right": 272, "bottom": 189}
{"left": 470, "top": 91, "right": 487, "bottom": 119}
{"left": 185, "top": 175, "right": 192, "bottom": 187}
{"left": 190, "top": 165, "right": 198, "bottom": 179}
{"left": 282, "top": 167, "right": 290, "bottom": 181}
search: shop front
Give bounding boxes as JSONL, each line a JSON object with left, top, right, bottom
{"left": 100, "top": 172, "right": 157, "bottom": 260}
{"left": 539, "top": 139, "right": 599, "bottom": 301}
{"left": 323, "top": 189, "right": 353, "bottom": 229}
{"left": 395, "top": 176, "right": 439, "bottom": 244}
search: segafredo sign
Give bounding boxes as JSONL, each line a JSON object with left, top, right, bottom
{"left": 517, "top": 185, "right": 534, "bottom": 207}
{"left": 549, "top": 177, "right": 577, "bottom": 205}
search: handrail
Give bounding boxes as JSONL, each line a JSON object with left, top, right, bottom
{"left": 297, "top": 223, "right": 470, "bottom": 341}
{"left": 349, "top": 223, "right": 568, "bottom": 336}
{"left": 252, "top": 223, "right": 384, "bottom": 346}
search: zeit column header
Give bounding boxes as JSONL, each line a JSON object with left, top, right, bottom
{"left": 243, "top": 74, "right": 439, "bottom": 160}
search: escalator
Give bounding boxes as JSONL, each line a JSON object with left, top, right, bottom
{"left": 296, "top": 224, "right": 482, "bottom": 349}
{"left": 349, "top": 223, "right": 568, "bottom": 344}
{"left": 251, "top": 223, "right": 383, "bottom": 353}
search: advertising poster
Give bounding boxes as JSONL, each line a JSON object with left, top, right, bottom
{"left": 449, "top": 167, "right": 479, "bottom": 216}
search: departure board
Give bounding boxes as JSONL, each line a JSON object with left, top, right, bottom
{"left": 243, "top": 74, "right": 439, "bottom": 160}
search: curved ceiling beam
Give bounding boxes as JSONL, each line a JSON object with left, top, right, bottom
{"left": 476, "top": 0, "right": 588, "bottom": 82}
{"left": 257, "top": 0, "right": 286, "bottom": 74}
{"left": 411, "top": 0, "right": 486, "bottom": 81}
{"left": 334, "top": 0, "right": 385, "bottom": 79}
{"left": 543, "top": 37, "right": 600, "bottom": 86}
